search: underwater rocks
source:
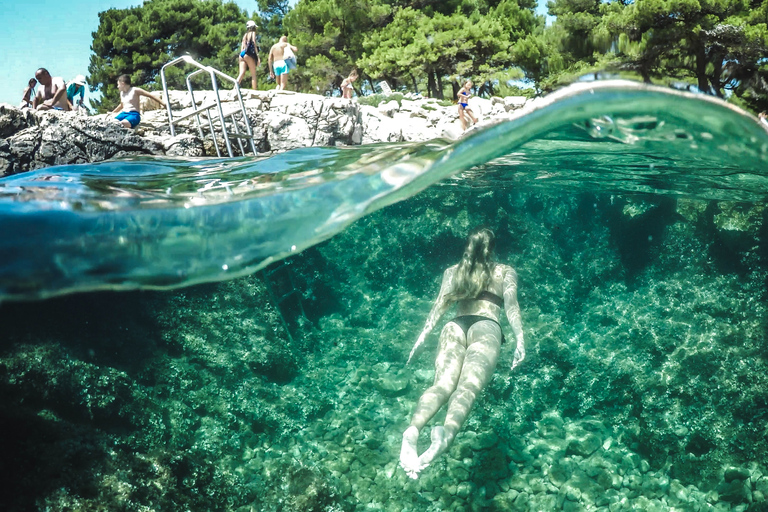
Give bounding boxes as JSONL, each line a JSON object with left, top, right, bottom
{"left": 279, "top": 187, "right": 768, "bottom": 510}
{"left": 0, "top": 275, "right": 324, "bottom": 511}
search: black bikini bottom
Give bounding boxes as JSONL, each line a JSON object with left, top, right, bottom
{"left": 449, "top": 315, "right": 505, "bottom": 344}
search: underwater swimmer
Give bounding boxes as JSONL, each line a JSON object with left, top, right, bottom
{"left": 400, "top": 227, "right": 525, "bottom": 479}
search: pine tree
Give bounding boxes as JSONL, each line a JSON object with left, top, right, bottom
{"left": 89, "top": 0, "right": 250, "bottom": 112}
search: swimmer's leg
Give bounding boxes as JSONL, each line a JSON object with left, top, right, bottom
{"left": 419, "top": 320, "right": 501, "bottom": 469}
{"left": 399, "top": 425, "right": 420, "bottom": 479}
{"left": 400, "top": 323, "right": 464, "bottom": 478}
{"left": 409, "top": 323, "right": 465, "bottom": 429}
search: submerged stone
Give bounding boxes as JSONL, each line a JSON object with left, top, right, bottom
{"left": 717, "top": 479, "right": 751, "bottom": 503}
{"left": 724, "top": 466, "right": 751, "bottom": 483}
{"left": 371, "top": 370, "right": 410, "bottom": 397}
{"left": 566, "top": 433, "right": 602, "bottom": 458}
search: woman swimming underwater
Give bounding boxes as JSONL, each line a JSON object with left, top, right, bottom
{"left": 400, "top": 227, "right": 525, "bottom": 479}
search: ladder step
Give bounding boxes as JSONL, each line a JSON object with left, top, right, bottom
{"left": 161, "top": 55, "right": 258, "bottom": 156}
{"left": 170, "top": 103, "right": 220, "bottom": 123}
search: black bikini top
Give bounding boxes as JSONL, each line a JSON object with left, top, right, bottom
{"left": 476, "top": 290, "right": 503, "bottom": 307}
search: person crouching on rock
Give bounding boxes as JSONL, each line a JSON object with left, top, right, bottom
{"left": 33, "top": 68, "right": 69, "bottom": 111}
{"left": 236, "top": 20, "right": 261, "bottom": 90}
{"left": 111, "top": 74, "right": 165, "bottom": 129}
{"left": 66, "top": 75, "right": 87, "bottom": 111}
{"left": 399, "top": 227, "right": 525, "bottom": 479}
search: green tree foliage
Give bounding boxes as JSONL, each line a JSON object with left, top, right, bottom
{"left": 256, "top": 0, "right": 291, "bottom": 40}
{"left": 609, "top": 0, "right": 767, "bottom": 97}
{"left": 526, "top": 0, "right": 768, "bottom": 109}
{"left": 283, "top": 0, "right": 391, "bottom": 94}
{"left": 89, "top": 0, "right": 251, "bottom": 112}
{"left": 359, "top": 0, "right": 540, "bottom": 98}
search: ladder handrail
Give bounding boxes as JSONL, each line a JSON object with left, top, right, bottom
{"left": 160, "top": 55, "right": 257, "bottom": 157}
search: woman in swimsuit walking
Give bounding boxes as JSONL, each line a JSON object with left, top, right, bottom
{"left": 236, "top": 20, "right": 261, "bottom": 90}
{"left": 400, "top": 227, "right": 525, "bottom": 479}
{"left": 457, "top": 80, "right": 478, "bottom": 131}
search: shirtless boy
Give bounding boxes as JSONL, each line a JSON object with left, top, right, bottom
{"left": 111, "top": 74, "right": 165, "bottom": 129}
{"left": 268, "top": 36, "right": 298, "bottom": 91}
{"left": 33, "top": 68, "right": 70, "bottom": 111}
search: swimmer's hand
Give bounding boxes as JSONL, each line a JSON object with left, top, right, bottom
{"left": 511, "top": 342, "right": 525, "bottom": 371}
{"left": 407, "top": 332, "right": 427, "bottom": 365}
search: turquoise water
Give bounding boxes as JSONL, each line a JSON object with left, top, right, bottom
{"left": 1, "top": 82, "right": 768, "bottom": 511}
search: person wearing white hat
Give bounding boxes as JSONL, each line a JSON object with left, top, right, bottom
{"left": 66, "top": 75, "right": 87, "bottom": 111}
{"left": 236, "top": 20, "right": 261, "bottom": 90}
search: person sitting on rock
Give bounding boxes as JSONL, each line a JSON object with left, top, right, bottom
{"left": 400, "top": 227, "right": 525, "bottom": 479}
{"left": 111, "top": 74, "right": 165, "bottom": 129}
{"left": 268, "top": 36, "right": 297, "bottom": 91}
{"left": 341, "top": 70, "right": 358, "bottom": 99}
{"left": 32, "top": 68, "right": 69, "bottom": 111}
{"left": 20, "top": 78, "right": 37, "bottom": 108}
{"left": 457, "top": 80, "right": 478, "bottom": 131}
{"left": 236, "top": 20, "right": 261, "bottom": 90}
{"left": 66, "top": 75, "right": 87, "bottom": 111}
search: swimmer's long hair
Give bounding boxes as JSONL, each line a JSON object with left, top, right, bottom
{"left": 445, "top": 227, "right": 496, "bottom": 302}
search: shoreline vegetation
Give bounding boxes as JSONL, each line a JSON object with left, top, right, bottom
{"left": 83, "top": 0, "right": 767, "bottom": 116}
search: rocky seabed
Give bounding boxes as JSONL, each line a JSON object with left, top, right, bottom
{"left": 236, "top": 355, "right": 763, "bottom": 512}
{"left": 0, "top": 89, "right": 527, "bottom": 176}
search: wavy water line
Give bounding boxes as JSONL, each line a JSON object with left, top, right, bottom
{"left": 1, "top": 81, "right": 767, "bottom": 301}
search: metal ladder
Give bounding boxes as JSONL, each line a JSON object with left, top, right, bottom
{"left": 160, "top": 55, "right": 258, "bottom": 157}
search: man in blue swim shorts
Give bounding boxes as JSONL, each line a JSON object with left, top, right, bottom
{"left": 111, "top": 74, "right": 166, "bottom": 129}
{"left": 268, "top": 36, "right": 298, "bottom": 91}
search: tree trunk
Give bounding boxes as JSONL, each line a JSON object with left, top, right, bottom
{"left": 451, "top": 79, "right": 461, "bottom": 101}
{"left": 410, "top": 74, "right": 418, "bottom": 94}
{"left": 436, "top": 73, "right": 444, "bottom": 100}
{"left": 427, "top": 71, "right": 437, "bottom": 98}
{"left": 695, "top": 46, "right": 709, "bottom": 94}
{"left": 710, "top": 56, "right": 724, "bottom": 98}
{"left": 478, "top": 82, "right": 494, "bottom": 97}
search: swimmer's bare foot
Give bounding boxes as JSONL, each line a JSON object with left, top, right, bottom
{"left": 418, "top": 426, "right": 448, "bottom": 470}
{"left": 399, "top": 426, "right": 421, "bottom": 479}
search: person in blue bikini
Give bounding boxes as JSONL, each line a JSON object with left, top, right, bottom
{"left": 400, "top": 227, "right": 525, "bottom": 479}
{"left": 111, "top": 74, "right": 165, "bottom": 129}
{"left": 457, "top": 80, "right": 478, "bottom": 131}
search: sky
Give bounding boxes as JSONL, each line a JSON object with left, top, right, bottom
{"left": 0, "top": 0, "right": 550, "bottom": 107}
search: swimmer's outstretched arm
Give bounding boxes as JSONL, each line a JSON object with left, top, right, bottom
{"left": 503, "top": 266, "right": 525, "bottom": 370}
{"left": 407, "top": 267, "right": 455, "bottom": 364}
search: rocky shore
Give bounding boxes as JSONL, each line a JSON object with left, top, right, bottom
{"left": 0, "top": 89, "right": 528, "bottom": 176}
